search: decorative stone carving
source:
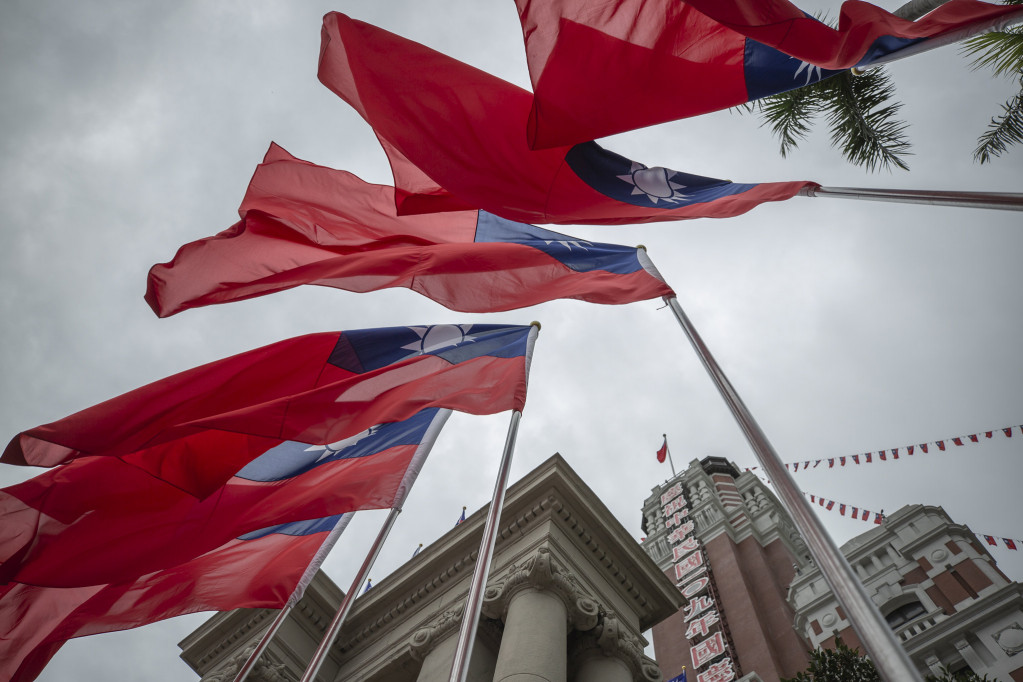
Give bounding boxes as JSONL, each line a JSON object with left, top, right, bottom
{"left": 201, "top": 643, "right": 291, "bottom": 682}
{"left": 572, "top": 614, "right": 661, "bottom": 682}
{"left": 481, "top": 547, "right": 599, "bottom": 632}
{"left": 930, "top": 548, "right": 949, "bottom": 564}
{"left": 994, "top": 623, "right": 1023, "bottom": 655}
{"left": 409, "top": 603, "right": 465, "bottom": 662}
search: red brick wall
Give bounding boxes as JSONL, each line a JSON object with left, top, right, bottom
{"left": 955, "top": 559, "right": 994, "bottom": 594}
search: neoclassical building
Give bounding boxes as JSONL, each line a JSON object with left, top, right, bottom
{"left": 641, "top": 456, "right": 1023, "bottom": 682}
{"left": 180, "top": 454, "right": 686, "bottom": 682}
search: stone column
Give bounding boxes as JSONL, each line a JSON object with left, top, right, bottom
{"left": 493, "top": 588, "right": 568, "bottom": 682}
{"left": 409, "top": 604, "right": 497, "bottom": 682}
{"left": 571, "top": 615, "right": 662, "bottom": 682}
{"left": 482, "top": 547, "right": 600, "bottom": 682}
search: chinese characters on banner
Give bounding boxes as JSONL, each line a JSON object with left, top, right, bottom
{"left": 662, "top": 482, "right": 738, "bottom": 682}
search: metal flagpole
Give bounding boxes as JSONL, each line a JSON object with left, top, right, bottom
{"left": 662, "top": 294, "right": 924, "bottom": 682}
{"left": 799, "top": 185, "right": 1023, "bottom": 211}
{"left": 299, "top": 507, "right": 401, "bottom": 682}
{"left": 233, "top": 512, "right": 354, "bottom": 682}
{"left": 296, "top": 409, "right": 452, "bottom": 682}
{"left": 448, "top": 409, "right": 523, "bottom": 682}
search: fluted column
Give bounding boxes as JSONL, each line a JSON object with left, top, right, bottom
{"left": 482, "top": 547, "right": 600, "bottom": 682}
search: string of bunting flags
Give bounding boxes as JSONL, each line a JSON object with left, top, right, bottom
{"left": 804, "top": 492, "right": 1022, "bottom": 551}
{"left": 745, "top": 423, "right": 1020, "bottom": 473}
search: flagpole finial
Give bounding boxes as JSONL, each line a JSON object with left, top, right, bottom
{"left": 530, "top": 321, "right": 541, "bottom": 330}
{"left": 636, "top": 244, "right": 646, "bottom": 251}
{"left": 663, "top": 433, "right": 666, "bottom": 438}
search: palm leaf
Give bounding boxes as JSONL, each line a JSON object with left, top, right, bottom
{"left": 819, "top": 70, "right": 912, "bottom": 172}
{"left": 974, "top": 81, "right": 1023, "bottom": 162}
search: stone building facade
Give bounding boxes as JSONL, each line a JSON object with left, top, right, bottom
{"left": 180, "top": 454, "right": 685, "bottom": 682}
{"left": 789, "top": 503, "right": 1023, "bottom": 681}
{"left": 641, "top": 457, "right": 813, "bottom": 682}
{"left": 641, "top": 456, "right": 1023, "bottom": 682}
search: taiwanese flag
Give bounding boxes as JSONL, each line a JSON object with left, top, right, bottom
{"left": 969, "top": 434, "right": 979, "bottom": 443}
{"left": 1005, "top": 539, "right": 1018, "bottom": 550}
{"left": 513, "top": 0, "right": 1023, "bottom": 148}
{"left": 317, "top": 13, "right": 813, "bottom": 226}
{"left": 861, "top": 509, "right": 870, "bottom": 521}
{"left": 0, "top": 515, "right": 347, "bottom": 682}
{"left": 146, "top": 143, "right": 672, "bottom": 318}
{"left": 657, "top": 436, "right": 669, "bottom": 463}
{"left": 937, "top": 440, "right": 946, "bottom": 451}
{"left": 953, "top": 437, "right": 964, "bottom": 446}
{"left": 3, "top": 324, "right": 536, "bottom": 497}
{"left": 0, "top": 409, "right": 448, "bottom": 588}
{"left": 985, "top": 535, "right": 997, "bottom": 546}
{"left": 840, "top": 504, "right": 847, "bottom": 516}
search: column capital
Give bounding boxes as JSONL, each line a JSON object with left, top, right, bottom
{"left": 572, "top": 615, "right": 662, "bottom": 682}
{"left": 201, "top": 643, "right": 289, "bottom": 682}
{"left": 408, "top": 603, "right": 465, "bottom": 662}
{"left": 481, "top": 546, "right": 599, "bottom": 632}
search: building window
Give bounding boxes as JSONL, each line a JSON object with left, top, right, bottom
{"left": 885, "top": 601, "right": 927, "bottom": 630}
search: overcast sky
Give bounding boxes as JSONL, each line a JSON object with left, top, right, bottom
{"left": 2, "top": 1, "right": 1021, "bottom": 679}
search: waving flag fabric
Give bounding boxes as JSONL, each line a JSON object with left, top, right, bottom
{"left": 145, "top": 143, "right": 673, "bottom": 318}
{"left": 514, "top": 0, "right": 1023, "bottom": 149}
{"left": 3, "top": 324, "right": 536, "bottom": 497}
{"left": 0, "top": 515, "right": 348, "bottom": 682}
{"left": 0, "top": 409, "right": 448, "bottom": 587}
{"left": 317, "top": 13, "right": 813, "bottom": 226}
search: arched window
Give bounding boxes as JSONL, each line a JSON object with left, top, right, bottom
{"left": 884, "top": 600, "right": 927, "bottom": 629}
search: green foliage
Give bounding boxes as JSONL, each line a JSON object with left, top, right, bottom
{"left": 925, "top": 666, "right": 992, "bottom": 682}
{"left": 961, "top": 1, "right": 1023, "bottom": 163}
{"left": 781, "top": 639, "right": 881, "bottom": 682}
{"left": 748, "top": 68, "right": 912, "bottom": 173}
{"left": 781, "top": 640, "right": 992, "bottom": 682}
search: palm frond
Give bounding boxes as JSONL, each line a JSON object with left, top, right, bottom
{"left": 961, "top": 28, "right": 1023, "bottom": 77}
{"left": 754, "top": 84, "right": 824, "bottom": 158}
{"left": 819, "top": 70, "right": 912, "bottom": 172}
{"left": 974, "top": 83, "right": 1023, "bottom": 162}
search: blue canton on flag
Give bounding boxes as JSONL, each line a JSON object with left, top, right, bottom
{"left": 564, "top": 142, "right": 757, "bottom": 210}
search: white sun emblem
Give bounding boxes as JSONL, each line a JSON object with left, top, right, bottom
{"left": 793, "top": 58, "right": 824, "bottom": 85}
{"left": 400, "top": 324, "right": 475, "bottom": 356}
{"left": 617, "top": 162, "right": 688, "bottom": 204}
{"left": 543, "top": 239, "right": 592, "bottom": 251}
{"left": 306, "top": 425, "right": 379, "bottom": 463}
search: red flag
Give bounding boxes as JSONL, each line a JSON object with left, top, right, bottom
{"left": 839, "top": 456, "right": 846, "bottom": 466}
{"left": 952, "top": 437, "right": 964, "bottom": 446}
{"left": 907, "top": 445, "right": 914, "bottom": 455}
{"left": 826, "top": 501, "right": 835, "bottom": 510}
{"left": 793, "top": 462, "right": 799, "bottom": 472}
{"left": 145, "top": 144, "right": 673, "bottom": 318}
{"left": 865, "top": 452, "right": 872, "bottom": 463}
{"left": 937, "top": 440, "right": 946, "bottom": 451}
{"left": 985, "top": 535, "right": 997, "bottom": 546}
{"left": 0, "top": 515, "right": 344, "bottom": 682}
{"left": 879, "top": 450, "right": 887, "bottom": 461}
{"left": 986, "top": 431, "right": 994, "bottom": 438}
{"left": 874, "top": 513, "right": 883, "bottom": 524}
{"left": 657, "top": 436, "right": 669, "bottom": 464}
{"left": 317, "top": 13, "right": 813, "bottom": 226}
{"left": 0, "top": 409, "right": 447, "bottom": 588}
{"left": 828, "top": 459, "right": 835, "bottom": 468}
{"left": 969, "top": 434, "right": 979, "bottom": 443}
{"left": 851, "top": 454, "right": 859, "bottom": 464}
{"left": 851, "top": 506, "right": 858, "bottom": 518}
{"left": 1006, "top": 539, "right": 1018, "bottom": 550}
{"left": 920, "top": 443, "right": 929, "bottom": 453}
{"left": 810, "top": 494, "right": 816, "bottom": 503}
{"left": 3, "top": 325, "right": 535, "bottom": 497}
{"left": 892, "top": 448, "right": 899, "bottom": 459}
{"left": 861, "top": 509, "right": 870, "bottom": 521}
{"left": 839, "top": 504, "right": 847, "bottom": 516}
{"left": 513, "top": 0, "right": 1023, "bottom": 148}
{"left": 1004, "top": 427, "right": 1014, "bottom": 437}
